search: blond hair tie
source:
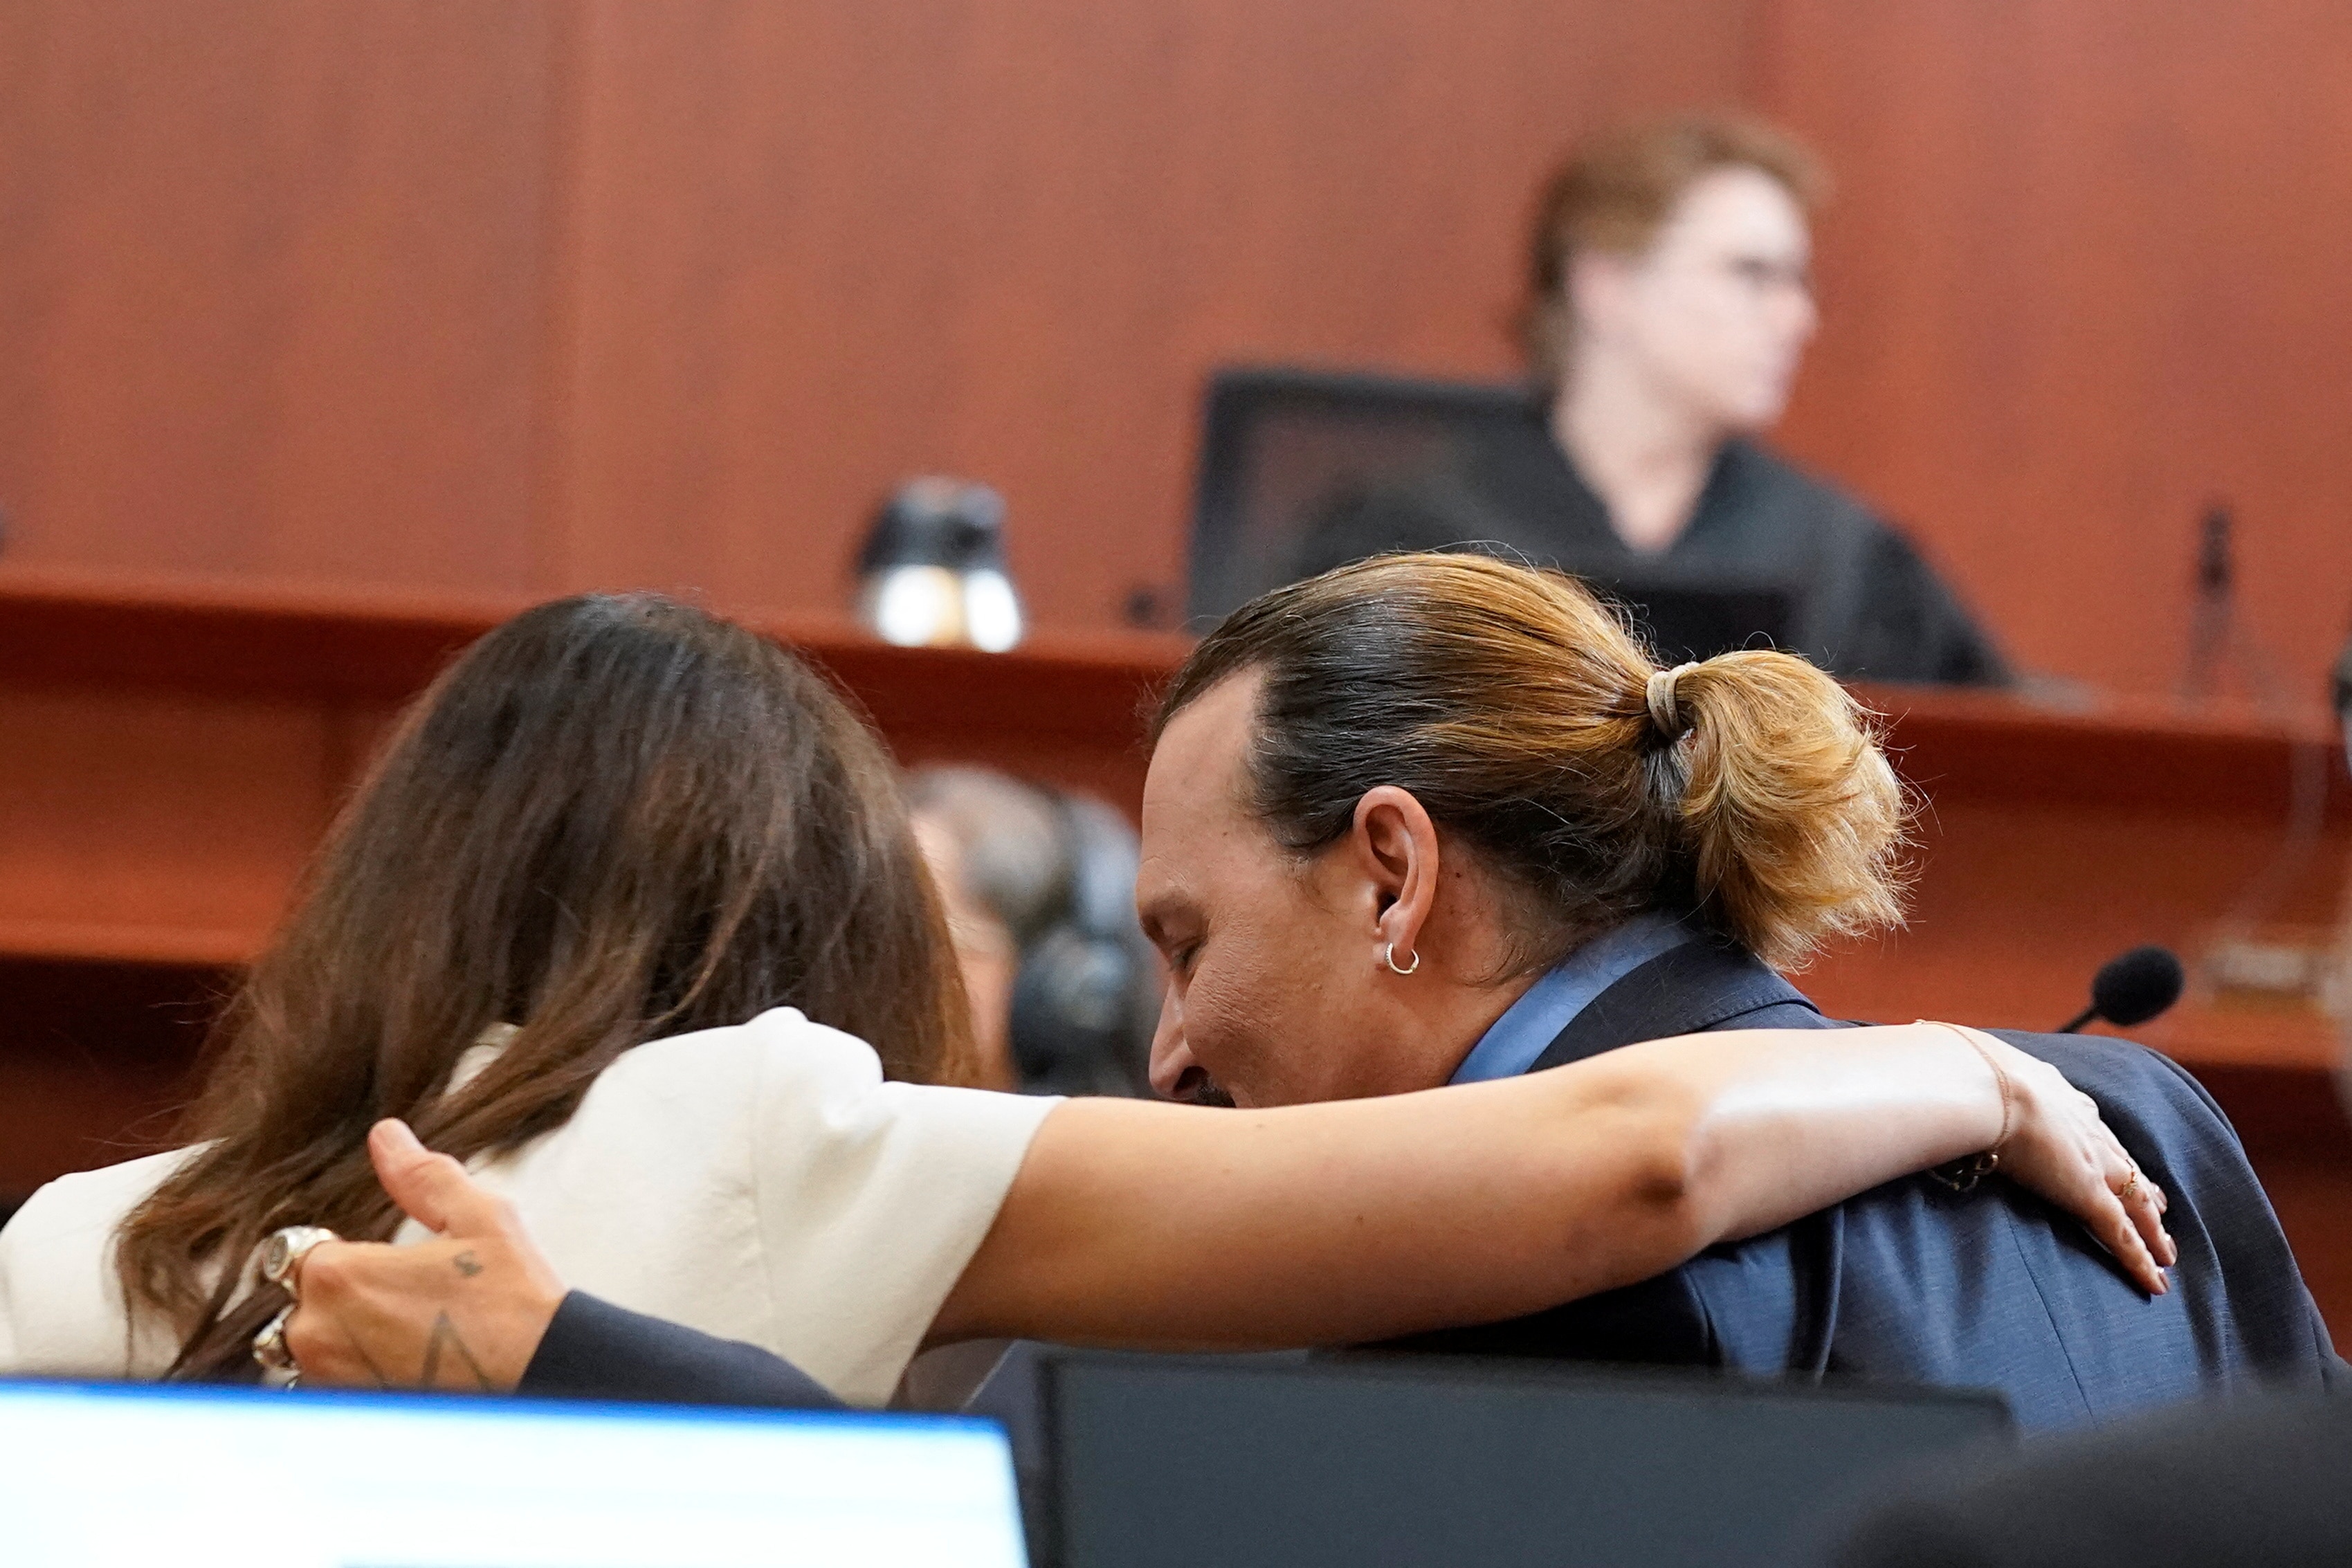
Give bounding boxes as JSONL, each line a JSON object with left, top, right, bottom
{"left": 1645, "top": 662, "right": 1702, "bottom": 740}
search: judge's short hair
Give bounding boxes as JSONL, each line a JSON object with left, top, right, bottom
{"left": 1523, "top": 114, "right": 1826, "bottom": 381}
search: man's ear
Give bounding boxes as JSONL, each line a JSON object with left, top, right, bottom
{"left": 1349, "top": 786, "right": 1442, "bottom": 971}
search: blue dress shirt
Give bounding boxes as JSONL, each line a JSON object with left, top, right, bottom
{"left": 1448, "top": 913, "right": 1693, "bottom": 1084}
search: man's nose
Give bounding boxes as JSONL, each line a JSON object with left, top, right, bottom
{"left": 1148, "top": 989, "right": 1195, "bottom": 1100}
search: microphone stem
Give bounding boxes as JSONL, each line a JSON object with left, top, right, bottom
{"left": 2057, "top": 1006, "right": 2100, "bottom": 1034}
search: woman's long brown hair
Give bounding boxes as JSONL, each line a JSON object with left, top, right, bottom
{"left": 117, "top": 594, "right": 976, "bottom": 1378}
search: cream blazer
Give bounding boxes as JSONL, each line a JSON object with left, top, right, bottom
{"left": 0, "top": 1009, "right": 1057, "bottom": 1407}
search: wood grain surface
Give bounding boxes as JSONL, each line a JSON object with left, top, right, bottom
{"left": 8, "top": 3, "right": 2349, "bottom": 704}
{"left": 1758, "top": 0, "right": 2352, "bottom": 705}
{"left": 0, "top": 2, "right": 563, "bottom": 592}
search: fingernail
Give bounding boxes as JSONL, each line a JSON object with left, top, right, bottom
{"left": 371, "top": 1119, "right": 421, "bottom": 1154}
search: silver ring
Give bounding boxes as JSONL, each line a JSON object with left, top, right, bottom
{"left": 259, "top": 1225, "right": 341, "bottom": 1302}
{"left": 252, "top": 1304, "right": 298, "bottom": 1373}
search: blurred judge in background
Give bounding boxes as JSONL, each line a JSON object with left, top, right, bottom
{"left": 1293, "top": 114, "right": 2009, "bottom": 686}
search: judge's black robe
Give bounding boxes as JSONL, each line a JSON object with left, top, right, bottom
{"left": 1292, "top": 412, "right": 2009, "bottom": 687}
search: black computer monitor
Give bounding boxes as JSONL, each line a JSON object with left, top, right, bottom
{"left": 1589, "top": 570, "right": 1798, "bottom": 666}
{"left": 1187, "top": 366, "right": 1537, "bottom": 626}
{"left": 1040, "top": 1352, "right": 2009, "bottom": 1568}
{"left": 1185, "top": 366, "right": 1799, "bottom": 664}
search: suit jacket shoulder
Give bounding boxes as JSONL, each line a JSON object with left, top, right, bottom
{"left": 1988, "top": 1029, "right": 2340, "bottom": 1379}
{"left": 1380, "top": 939, "right": 2337, "bottom": 1428}
{"left": 1383, "top": 940, "right": 1826, "bottom": 1368}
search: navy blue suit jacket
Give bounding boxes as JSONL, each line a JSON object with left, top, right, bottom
{"left": 1385, "top": 940, "right": 2341, "bottom": 1430}
{"left": 519, "top": 1292, "right": 839, "bottom": 1410}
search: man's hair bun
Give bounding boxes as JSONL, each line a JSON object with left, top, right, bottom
{"left": 1157, "top": 553, "right": 1909, "bottom": 972}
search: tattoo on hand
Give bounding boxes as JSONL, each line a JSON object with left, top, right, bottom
{"left": 419, "top": 1310, "right": 498, "bottom": 1392}
{"left": 453, "top": 1250, "right": 484, "bottom": 1279}
{"left": 346, "top": 1330, "right": 393, "bottom": 1391}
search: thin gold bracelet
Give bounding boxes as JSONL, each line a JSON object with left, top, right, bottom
{"left": 1917, "top": 1020, "right": 2009, "bottom": 1194}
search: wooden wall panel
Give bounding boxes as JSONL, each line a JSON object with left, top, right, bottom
{"left": 1756, "top": 1, "right": 2352, "bottom": 705}
{"left": 1806, "top": 799, "right": 2352, "bottom": 1050}
{"left": 549, "top": 0, "right": 1758, "bottom": 626}
{"left": 0, "top": 959, "right": 218, "bottom": 1194}
{"left": 0, "top": 1, "right": 560, "bottom": 593}
{"left": 0, "top": 687, "right": 339, "bottom": 963}
{"left": 6, "top": 1, "right": 2351, "bottom": 704}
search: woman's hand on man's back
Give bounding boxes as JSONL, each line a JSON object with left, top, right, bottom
{"left": 1976, "top": 1031, "right": 2176, "bottom": 1293}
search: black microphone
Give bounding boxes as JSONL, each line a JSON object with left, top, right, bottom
{"left": 2057, "top": 946, "right": 2185, "bottom": 1033}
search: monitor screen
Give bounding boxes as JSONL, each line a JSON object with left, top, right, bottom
{"left": 0, "top": 1378, "right": 1028, "bottom": 1568}
{"left": 1594, "top": 576, "right": 1798, "bottom": 666}
{"left": 1046, "top": 1353, "right": 2009, "bottom": 1568}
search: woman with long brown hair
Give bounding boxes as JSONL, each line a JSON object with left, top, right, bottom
{"left": 0, "top": 593, "right": 2164, "bottom": 1406}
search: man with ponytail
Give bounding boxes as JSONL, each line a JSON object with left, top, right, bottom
{"left": 1137, "top": 553, "right": 2333, "bottom": 1430}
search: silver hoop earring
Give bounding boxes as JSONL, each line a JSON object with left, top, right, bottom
{"left": 1383, "top": 942, "right": 1421, "bottom": 977}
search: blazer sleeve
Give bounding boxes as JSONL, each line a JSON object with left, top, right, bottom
{"left": 1845, "top": 522, "right": 2012, "bottom": 687}
{"left": 518, "top": 1291, "right": 841, "bottom": 1410}
{"left": 1996, "top": 1030, "right": 2343, "bottom": 1383}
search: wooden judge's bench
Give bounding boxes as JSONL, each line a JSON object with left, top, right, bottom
{"left": 4, "top": 574, "right": 2349, "bottom": 1334}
